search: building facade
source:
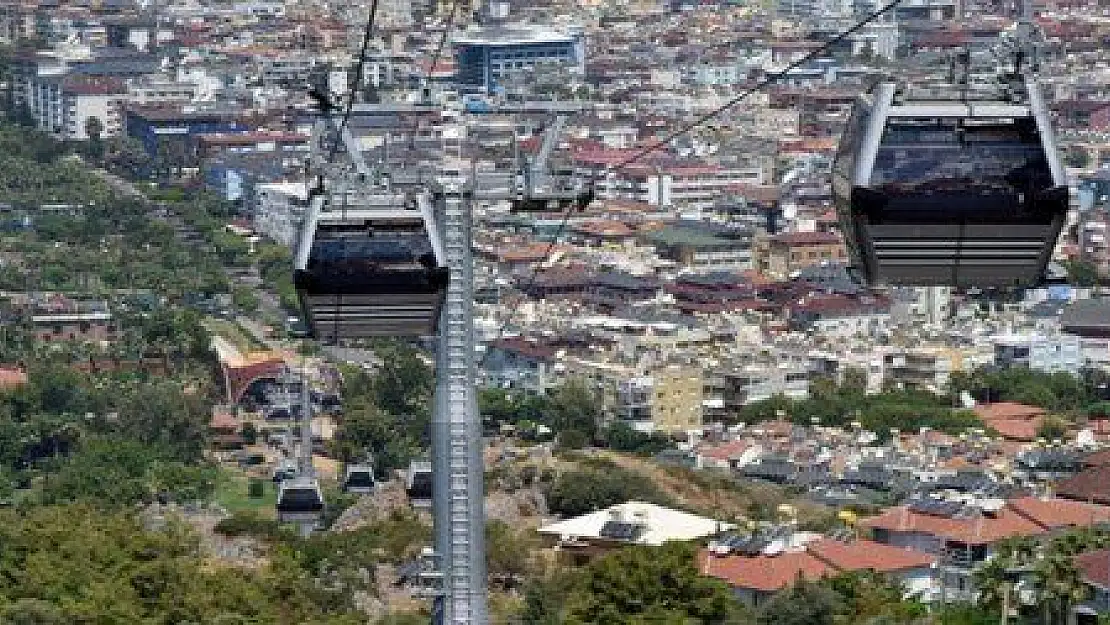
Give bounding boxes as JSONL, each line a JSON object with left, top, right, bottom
{"left": 616, "top": 366, "right": 703, "bottom": 434}
{"left": 454, "top": 24, "right": 585, "bottom": 93}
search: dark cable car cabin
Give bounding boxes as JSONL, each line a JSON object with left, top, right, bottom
{"left": 276, "top": 475, "right": 325, "bottom": 523}
{"left": 833, "top": 78, "right": 1067, "bottom": 288}
{"left": 342, "top": 463, "right": 376, "bottom": 494}
{"left": 294, "top": 203, "right": 448, "bottom": 341}
{"left": 406, "top": 460, "right": 433, "bottom": 505}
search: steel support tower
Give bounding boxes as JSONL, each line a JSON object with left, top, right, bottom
{"left": 431, "top": 187, "right": 488, "bottom": 625}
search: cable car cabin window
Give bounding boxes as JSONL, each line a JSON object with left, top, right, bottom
{"left": 303, "top": 223, "right": 441, "bottom": 292}
{"left": 867, "top": 118, "right": 1055, "bottom": 224}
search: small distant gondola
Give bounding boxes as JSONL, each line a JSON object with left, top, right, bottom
{"left": 276, "top": 475, "right": 325, "bottom": 523}
{"left": 342, "top": 464, "right": 376, "bottom": 494}
{"left": 294, "top": 198, "right": 448, "bottom": 341}
{"left": 833, "top": 77, "right": 1067, "bottom": 288}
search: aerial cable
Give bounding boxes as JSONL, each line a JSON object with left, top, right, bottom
{"left": 327, "top": 0, "right": 381, "bottom": 163}
{"left": 426, "top": 0, "right": 463, "bottom": 96}
{"left": 496, "top": 0, "right": 907, "bottom": 339}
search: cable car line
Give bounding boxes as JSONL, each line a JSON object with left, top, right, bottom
{"left": 496, "top": 0, "right": 909, "bottom": 338}
{"left": 327, "top": 0, "right": 381, "bottom": 162}
{"left": 428, "top": 0, "right": 463, "bottom": 97}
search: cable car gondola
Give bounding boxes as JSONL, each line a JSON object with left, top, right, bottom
{"left": 293, "top": 197, "right": 448, "bottom": 341}
{"left": 276, "top": 475, "right": 325, "bottom": 523}
{"left": 833, "top": 76, "right": 1067, "bottom": 288}
{"left": 406, "top": 460, "right": 433, "bottom": 504}
{"left": 342, "top": 463, "right": 376, "bottom": 494}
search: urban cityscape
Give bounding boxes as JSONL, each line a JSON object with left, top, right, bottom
{"left": 0, "top": 0, "right": 1109, "bottom": 623}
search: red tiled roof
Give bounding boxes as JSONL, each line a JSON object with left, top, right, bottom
{"left": 984, "top": 418, "right": 1042, "bottom": 442}
{"left": 61, "top": 76, "right": 126, "bottom": 96}
{"left": 698, "top": 549, "right": 831, "bottom": 592}
{"left": 1075, "top": 549, "right": 1110, "bottom": 588}
{"left": 1057, "top": 465, "right": 1110, "bottom": 505}
{"left": 697, "top": 440, "right": 750, "bottom": 462}
{"left": 860, "top": 506, "right": 1045, "bottom": 546}
{"left": 485, "top": 243, "right": 560, "bottom": 263}
{"left": 487, "top": 338, "right": 558, "bottom": 360}
{"left": 973, "top": 402, "right": 1045, "bottom": 420}
{"left": 0, "top": 367, "right": 28, "bottom": 388}
{"left": 974, "top": 403, "right": 1046, "bottom": 441}
{"left": 807, "top": 538, "right": 936, "bottom": 573}
{"left": 573, "top": 220, "right": 635, "bottom": 238}
{"left": 1083, "top": 448, "right": 1110, "bottom": 467}
{"left": 1008, "top": 496, "right": 1110, "bottom": 529}
{"left": 210, "top": 408, "right": 238, "bottom": 431}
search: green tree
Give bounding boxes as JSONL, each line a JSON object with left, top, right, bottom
{"left": 548, "top": 378, "right": 603, "bottom": 436}
{"left": 545, "top": 465, "right": 669, "bottom": 516}
{"left": 523, "top": 542, "right": 742, "bottom": 624}
{"left": 603, "top": 422, "right": 671, "bottom": 456}
{"left": 329, "top": 397, "right": 421, "bottom": 477}
{"left": 366, "top": 342, "right": 434, "bottom": 420}
{"left": 1064, "top": 259, "right": 1101, "bottom": 287}
{"left": 486, "top": 520, "right": 540, "bottom": 588}
{"left": 1033, "top": 551, "right": 1089, "bottom": 625}
{"left": 758, "top": 576, "right": 840, "bottom": 625}
{"left": 84, "top": 116, "right": 104, "bottom": 161}
{"left": 1037, "top": 415, "right": 1070, "bottom": 442}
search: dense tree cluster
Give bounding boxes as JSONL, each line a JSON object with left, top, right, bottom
{"left": 328, "top": 342, "right": 435, "bottom": 477}
{"left": 0, "top": 127, "right": 231, "bottom": 300}
{"left": 479, "top": 379, "right": 605, "bottom": 445}
{"left": 738, "top": 382, "right": 979, "bottom": 438}
{"left": 950, "top": 366, "right": 1110, "bottom": 415}
{"left": 737, "top": 366, "right": 1110, "bottom": 438}
{"left": 521, "top": 542, "right": 745, "bottom": 624}
{"left": 0, "top": 363, "right": 217, "bottom": 506}
{"left": 0, "top": 505, "right": 365, "bottom": 624}
{"left": 544, "top": 461, "right": 671, "bottom": 517}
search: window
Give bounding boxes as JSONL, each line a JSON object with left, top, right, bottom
{"left": 868, "top": 118, "right": 1055, "bottom": 222}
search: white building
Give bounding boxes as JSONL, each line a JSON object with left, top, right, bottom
{"left": 253, "top": 182, "right": 309, "bottom": 247}
{"left": 724, "top": 363, "right": 810, "bottom": 408}
{"left": 993, "top": 334, "right": 1084, "bottom": 376}
{"left": 538, "top": 501, "right": 733, "bottom": 547}
{"left": 127, "top": 78, "right": 198, "bottom": 106}
{"left": 27, "top": 74, "right": 127, "bottom": 139}
{"left": 580, "top": 162, "right": 769, "bottom": 209}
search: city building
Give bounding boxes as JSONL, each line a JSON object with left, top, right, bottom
{"left": 993, "top": 334, "right": 1084, "bottom": 376}
{"left": 642, "top": 224, "right": 753, "bottom": 273}
{"left": 758, "top": 231, "right": 847, "bottom": 279}
{"left": 884, "top": 347, "right": 970, "bottom": 393}
{"left": 123, "top": 105, "right": 248, "bottom": 167}
{"left": 616, "top": 365, "right": 703, "bottom": 434}
{"left": 538, "top": 501, "right": 732, "bottom": 560}
{"left": 454, "top": 23, "right": 585, "bottom": 94}
{"left": 862, "top": 497, "right": 1110, "bottom": 601}
{"left": 252, "top": 182, "right": 309, "bottom": 247}
{"left": 481, "top": 337, "right": 559, "bottom": 393}
{"left": 722, "top": 363, "right": 809, "bottom": 411}
{"left": 702, "top": 538, "right": 937, "bottom": 605}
